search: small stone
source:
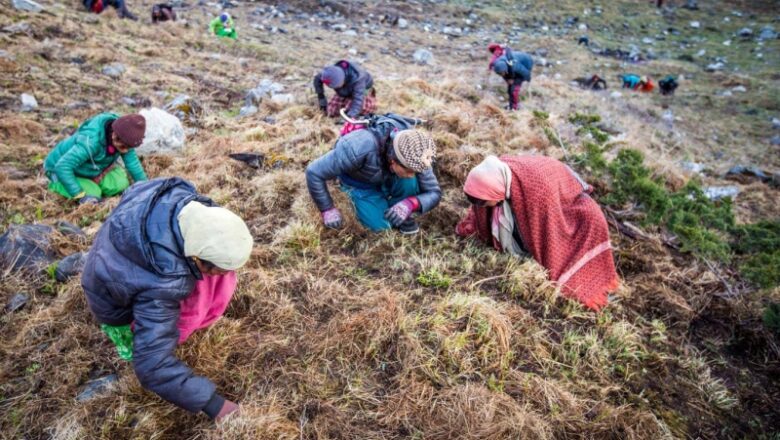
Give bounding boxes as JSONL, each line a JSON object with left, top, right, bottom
{"left": 737, "top": 27, "right": 753, "bottom": 37}
{"left": 55, "top": 252, "right": 86, "bottom": 282}
{"left": 270, "top": 93, "right": 294, "bottom": 104}
{"left": 731, "top": 85, "right": 747, "bottom": 93}
{"left": 758, "top": 26, "right": 777, "bottom": 41}
{"left": 642, "top": 37, "right": 654, "bottom": 44}
{"left": 703, "top": 186, "right": 739, "bottom": 201}
{"left": 0, "top": 224, "right": 57, "bottom": 273}
{"left": 722, "top": 40, "right": 732, "bottom": 46}
{"left": 680, "top": 161, "right": 706, "bottom": 174}
{"left": 0, "top": 50, "right": 14, "bottom": 60}
{"left": 137, "top": 108, "right": 186, "bottom": 155}
{"left": 76, "top": 375, "right": 118, "bottom": 402}
{"left": 705, "top": 62, "right": 725, "bottom": 72}
{"left": 238, "top": 105, "right": 257, "bottom": 117}
{"left": 20, "top": 93, "right": 38, "bottom": 112}
{"left": 11, "top": 0, "right": 44, "bottom": 12}
{"left": 164, "top": 94, "right": 202, "bottom": 124}
{"left": 413, "top": 48, "right": 434, "bottom": 65}
{"left": 121, "top": 97, "right": 137, "bottom": 106}
{"left": 578, "top": 23, "right": 587, "bottom": 31}
{"left": 102, "top": 64, "right": 126, "bottom": 78}
{"left": 331, "top": 23, "right": 347, "bottom": 32}
{"left": 397, "top": 18, "right": 408, "bottom": 29}
{"left": 343, "top": 29, "right": 357, "bottom": 36}
{"left": 689, "top": 21, "right": 701, "bottom": 29}
{"left": 771, "top": 135, "right": 780, "bottom": 146}
{"left": 726, "top": 165, "right": 769, "bottom": 181}
{"left": 6, "top": 293, "right": 29, "bottom": 313}
{"left": 610, "top": 91, "right": 622, "bottom": 99}
{"left": 55, "top": 221, "right": 85, "bottom": 237}
{"left": 772, "top": 118, "right": 780, "bottom": 129}
{"left": 696, "top": 49, "right": 706, "bottom": 57}
{"left": 3, "top": 22, "right": 31, "bottom": 34}
{"left": 348, "top": 48, "right": 357, "bottom": 55}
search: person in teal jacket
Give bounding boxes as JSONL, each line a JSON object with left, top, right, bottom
{"left": 43, "top": 113, "right": 148, "bottom": 204}
{"left": 210, "top": 13, "right": 236, "bottom": 39}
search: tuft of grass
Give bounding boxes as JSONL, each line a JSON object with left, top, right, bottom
{"left": 732, "top": 221, "right": 780, "bottom": 289}
{"left": 416, "top": 268, "right": 453, "bottom": 289}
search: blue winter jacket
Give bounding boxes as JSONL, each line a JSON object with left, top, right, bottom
{"left": 81, "top": 177, "right": 227, "bottom": 418}
{"left": 305, "top": 127, "right": 442, "bottom": 213}
{"left": 494, "top": 50, "right": 534, "bottom": 82}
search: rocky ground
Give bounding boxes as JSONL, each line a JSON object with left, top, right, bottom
{"left": 1, "top": 0, "right": 779, "bottom": 439}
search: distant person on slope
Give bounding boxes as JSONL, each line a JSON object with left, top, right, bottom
{"left": 492, "top": 49, "right": 534, "bottom": 110}
{"left": 659, "top": 75, "right": 679, "bottom": 96}
{"left": 83, "top": 0, "right": 137, "bottom": 20}
{"left": 456, "top": 155, "right": 619, "bottom": 311}
{"left": 313, "top": 60, "right": 376, "bottom": 118}
{"left": 210, "top": 13, "right": 237, "bottom": 39}
{"left": 306, "top": 116, "right": 440, "bottom": 234}
{"left": 43, "top": 113, "right": 148, "bottom": 204}
{"left": 487, "top": 42, "right": 508, "bottom": 70}
{"left": 151, "top": 3, "right": 176, "bottom": 23}
{"left": 620, "top": 74, "right": 654, "bottom": 92}
{"left": 81, "top": 177, "right": 253, "bottom": 421}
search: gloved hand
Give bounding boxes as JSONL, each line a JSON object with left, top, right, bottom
{"left": 321, "top": 207, "right": 343, "bottom": 229}
{"left": 216, "top": 399, "right": 240, "bottom": 421}
{"left": 384, "top": 197, "right": 419, "bottom": 227}
{"left": 79, "top": 195, "right": 101, "bottom": 205}
{"left": 318, "top": 98, "right": 328, "bottom": 112}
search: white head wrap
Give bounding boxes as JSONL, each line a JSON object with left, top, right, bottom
{"left": 178, "top": 201, "right": 253, "bottom": 270}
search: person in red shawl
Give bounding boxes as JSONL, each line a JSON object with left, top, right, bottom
{"left": 455, "top": 155, "right": 620, "bottom": 310}
{"left": 487, "top": 43, "right": 507, "bottom": 71}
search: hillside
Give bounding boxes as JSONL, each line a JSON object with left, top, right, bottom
{"left": 1, "top": 0, "right": 778, "bottom": 438}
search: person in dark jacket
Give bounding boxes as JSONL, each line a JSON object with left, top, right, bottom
{"left": 83, "top": 0, "right": 137, "bottom": 20}
{"left": 659, "top": 75, "right": 678, "bottom": 95}
{"left": 81, "top": 177, "right": 254, "bottom": 420}
{"left": 43, "top": 113, "right": 148, "bottom": 204}
{"left": 305, "top": 126, "right": 440, "bottom": 234}
{"left": 492, "top": 49, "right": 534, "bottom": 110}
{"left": 151, "top": 3, "right": 176, "bottom": 23}
{"left": 313, "top": 60, "right": 376, "bottom": 118}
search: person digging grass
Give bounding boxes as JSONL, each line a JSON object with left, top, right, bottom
{"left": 151, "top": 3, "right": 176, "bottom": 23}
{"left": 492, "top": 48, "right": 534, "bottom": 111}
{"left": 83, "top": 0, "right": 137, "bottom": 20}
{"left": 456, "top": 155, "right": 619, "bottom": 310}
{"left": 210, "top": 13, "right": 237, "bottom": 39}
{"left": 43, "top": 113, "right": 148, "bottom": 205}
{"left": 306, "top": 128, "right": 440, "bottom": 234}
{"left": 620, "top": 74, "right": 655, "bottom": 92}
{"left": 313, "top": 60, "right": 376, "bottom": 119}
{"left": 81, "top": 177, "right": 253, "bottom": 421}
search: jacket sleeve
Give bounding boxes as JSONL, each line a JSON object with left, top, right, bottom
{"left": 122, "top": 149, "right": 148, "bottom": 183}
{"left": 131, "top": 291, "right": 225, "bottom": 417}
{"left": 53, "top": 141, "right": 92, "bottom": 197}
{"left": 209, "top": 18, "right": 220, "bottom": 34}
{"left": 305, "top": 141, "right": 361, "bottom": 212}
{"left": 415, "top": 167, "right": 442, "bottom": 213}
{"left": 345, "top": 76, "right": 368, "bottom": 118}
{"left": 313, "top": 73, "right": 326, "bottom": 102}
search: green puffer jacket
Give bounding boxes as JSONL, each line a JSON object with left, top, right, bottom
{"left": 44, "top": 112, "right": 147, "bottom": 197}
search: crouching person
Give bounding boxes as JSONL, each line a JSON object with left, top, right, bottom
{"left": 314, "top": 60, "right": 376, "bottom": 118}
{"left": 455, "top": 155, "right": 619, "bottom": 310}
{"left": 81, "top": 177, "right": 254, "bottom": 420}
{"left": 44, "top": 113, "right": 148, "bottom": 204}
{"left": 306, "top": 124, "right": 440, "bottom": 234}
{"left": 492, "top": 48, "right": 534, "bottom": 110}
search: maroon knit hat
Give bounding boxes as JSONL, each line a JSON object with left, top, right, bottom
{"left": 113, "top": 114, "right": 146, "bottom": 148}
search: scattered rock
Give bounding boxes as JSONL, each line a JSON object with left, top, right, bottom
{"left": 722, "top": 40, "right": 732, "bottom": 46}
{"left": 343, "top": 29, "right": 357, "bottom": 37}
{"left": 164, "top": 94, "right": 202, "bottom": 125}
{"left": 245, "top": 79, "right": 285, "bottom": 106}
{"left": 441, "top": 26, "right": 462, "bottom": 37}
{"left": 737, "top": 28, "right": 753, "bottom": 37}
{"left": 0, "top": 224, "right": 57, "bottom": 273}
{"left": 680, "top": 161, "right": 706, "bottom": 174}
{"left": 102, "top": 64, "right": 126, "bottom": 78}
{"left": 0, "top": 50, "right": 14, "bottom": 60}
{"left": 11, "top": 0, "right": 44, "bottom": 12}
{"left": 758, "top": 26, "right": 777, "bottom": 41}
{"left": 331, "top": 23, "right": 347, "bottom": 32}
{"left": 55, "top": 252, "right": 86, "bottom": 282}
{"left": 772, "top": 118, "right": 780, "bottom": 130}
{"left": 731, "top": 85, "right": 747, "bottom": 93}
{"left": 270, "top": 93, "right": 294, "bottom": 104}
{"left": 704, "top": 186, "right": 739, "bottom": 200}
{"left": 413, "top": 48, "right": 434, "bottom": 65}
{"left": 705, "top": 62, "right": 725, "bottom": 72}
{"left": 689, "top": 21, "right": 701, "bottom": 29}
{"left": 642, "top": 37, "right": 654, "bottom": 44}
{"left": 20, "top": 93, "right": 38, "bottom": 112}
{"left": 682, "top": 0, "right": 699, "bottom": 10}
{"left": 76, "top": 374, "right": 118, "bottom": 402}
{"left": 238, "top": 105, "right": 257, "bottom": 118}
{"left": 3, "top": 22, "right": 32, "bottom": 35}
{"left": 229, "top": 152, "right": 264, "bottom": 169}
{"left": 726, "top": 165, "right": 770, "bottom": 182}
{"left": 771, "top": 135, "right": 780, "bottom": 146}
{"left": 6, "top": 293, "right": 29, "bottom": 313}
{"left": 55, "top": 221, "right": 85, "bottom": 237}
{"left": 610, "top": 91, "right": 622, "bottom": 99}
{"left": 137, "top": 108, "right": 186, "bottom": 155}
{"left": 397, "top": 18, "right": 408, "bottom": 29}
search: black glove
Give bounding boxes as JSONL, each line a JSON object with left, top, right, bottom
{"left": 79, "top": 195, "right": 101, "bottom": 205}
{"left": 318, "top": 98, "right": 328, "bottom": 112}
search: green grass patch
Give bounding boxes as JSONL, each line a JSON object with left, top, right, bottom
{"left": 416, "top": 268, "right": 453, "bottom": 289}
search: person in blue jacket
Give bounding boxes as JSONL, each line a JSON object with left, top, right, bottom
{"left": 81, "top": 177, "right": 254, "bottom": 420}
{"left": 492, "top": 49, "right": 534, "bottom": 110}
{"left": 305, "top": 122, "right": 440, "bottom": 235}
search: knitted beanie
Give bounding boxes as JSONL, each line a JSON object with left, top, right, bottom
{"left": 321, "top": 65, "right": 345, "bottom": 89}
{"left": 178, "top": 201, "right": 253, "bottom": 271}
{"left": 220, "top": 13, "right": 230, "bottom": 23}
{"left": 113, "top": 114, "right": 146, "bottom": 148}
{"left": 392, "top": 130, "right": 436, "bottom": 173}
{"left": 493, "top": 57, "right": 509, "bottom": 75}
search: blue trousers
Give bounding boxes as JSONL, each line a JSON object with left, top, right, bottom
{"left": 341, "top": 176, "right": 419, "bottom": 231}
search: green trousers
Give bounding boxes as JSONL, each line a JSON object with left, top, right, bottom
{"left": 47, "top": 166, "right": 130, "bottom": 199}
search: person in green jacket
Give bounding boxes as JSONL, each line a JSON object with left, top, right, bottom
{"left": 43, "top": 113, "right": 148, "bottom": 204}
{"left": 210, "top": 13, "right": 236, "bottom": 40}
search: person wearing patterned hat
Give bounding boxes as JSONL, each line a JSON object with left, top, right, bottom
{"left": 43, "top": 112, "right": 148, "bottom": 204}
{"left": 82, "top": 177, "right": 253, "bottom": 421}
{"left": 313, "top": 60, "right": 376, "bottom": 118}
{"left": 305, "top": 121, "right": 441, "bottom": 234}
